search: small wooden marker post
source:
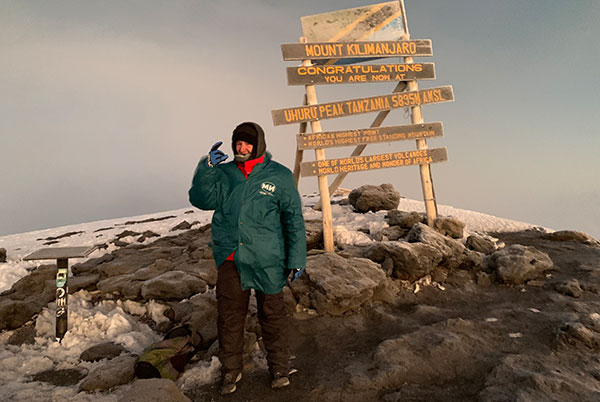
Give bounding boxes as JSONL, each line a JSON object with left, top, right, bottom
{"left": 24, "top": 246, "right": 95, "bottom": 342}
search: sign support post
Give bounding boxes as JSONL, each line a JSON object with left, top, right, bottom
{"left": 299, "top": 37, "right": 335, "bottom": 252}
{"left": 293, "top": 93, "right": 308, "bottom": 186}
{"left": 399, "top": 0, "right": 438, "bottom": 225}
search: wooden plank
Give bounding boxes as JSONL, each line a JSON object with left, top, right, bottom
{"left": 286, "top": 62, "right": 435, "bottom": 86}
{"left": 24, "top": 246, "right": 96, "bottom": 261}
{"left": 281, "top": 40, "right": 432, "bottom": 61}
{"left": 301, "top": 147, "right": 448, "bottom": 177}
{"left": 293, "top": 93, "right": 308, "bottom": 186}
{"left": 272, "top": 85, "right": 453, "bottom": 126}
{"left": 297, "top": 122, "right": 443, "bottom": 150}
{"left": 299, "top": 38, "right": 335, "bottom": 253}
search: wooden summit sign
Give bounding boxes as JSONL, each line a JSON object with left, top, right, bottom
{"left": 301, "top": 147, "right": 447, "bottom": 177}
{"left": 286, "top": 62, "right": 435, "bottom": 86}
{"left": 271, "top": 1, "right": 453, "bottom": 252}
{"left": 272, "top": 86, "right": 453, "bottom": 125}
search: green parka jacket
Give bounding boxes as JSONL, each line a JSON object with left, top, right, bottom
{"left": 188, "top": 152, "right": 306, "bottom": 294}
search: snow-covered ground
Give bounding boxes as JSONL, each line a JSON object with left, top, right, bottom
{"left": 0, "top": 195, "right": 542, "bottom": 400}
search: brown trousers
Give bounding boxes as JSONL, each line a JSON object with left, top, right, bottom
{"left": 216, "top": 261, "right": 289, "bottom": 376}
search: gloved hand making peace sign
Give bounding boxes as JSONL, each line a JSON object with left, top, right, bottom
{"left": 206, "top": 141, "right": 229, "bottom": 167}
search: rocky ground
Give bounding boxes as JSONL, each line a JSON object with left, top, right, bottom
{"left": 188, "top": 229, "right": 600, "bottom": 402}
{"left": 1, "top": 185, "right": 599, "bottom": 401}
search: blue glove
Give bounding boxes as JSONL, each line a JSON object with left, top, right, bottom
{"left": 291, "top": 267, "right": 305, "bottom": 282}
{"left": 206, "top": 141, "right": 228, "bottom": 167}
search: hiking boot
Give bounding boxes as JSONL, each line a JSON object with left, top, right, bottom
{"left": 271, "top": 372, "right": 290, "bottom": 389}
{"left": 220, "top": 372, "right": 242, "bottom": 395}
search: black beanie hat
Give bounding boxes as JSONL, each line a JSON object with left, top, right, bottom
{"left": 232, "top": 122, "right": 266, "bottom": 159}
{"left": 232, "top": 125, "right": 257, "bottom": 149}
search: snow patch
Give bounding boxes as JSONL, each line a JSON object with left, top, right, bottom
{"left": 177, "top": 356, "right": 222, "bottom": 391}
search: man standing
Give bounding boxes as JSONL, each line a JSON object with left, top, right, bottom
{"left": 188, "top": 122, "right": 306, "bottom": 394}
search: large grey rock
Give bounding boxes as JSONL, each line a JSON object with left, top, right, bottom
{"left": 386, "top": 210, "right": 425, "bottom": 228}
{"left": 479, "top": 353, "right": 600, "bottom": 402}
{"left": 556, "top": 322, "right": 600, "bottom": 351}
{"left": 487, "top": 244, "right": 553, "bottom": 285}
{"left": 433, "top": 216, "right": 465, "bottom": 239}
{"left": 542, "top": 230, "right": 599, "bottom": 245}
{"left": 1, "top": 264, "right": 55, "bottom": 300}
{"left": 376, "top": 226, "right": 408, "bottom": 241}
{"left": 0, "top": 247, "right": 6, "bottom": 263}
{"left": 72, "top": 253, "right": 115, "bottom": 275}
{"left": 305, "top": 219, "right": 324, "bottom": 251}
{"left": 7, "top": 322, "right": 36, "bottom": 346}
{"left": 107, "top": 246, "right": 184, "bottom": 273}
{"left": 349, "top": 184, "right": 401, "bottom": 213}
{"left": 407, "top": 223, "right": 483, "bottom": 271}
{"left": 466, "top": 235, "right": 496, "bottom": 254}
{"left": 0, "top": 299, "right": 42, "bottom": 331}
{"left": 0, "top": 264, "right": 58, "bottom": 330}
{"left": 69, "top": 274, "right": 100, "bottom": 293}
{"left": 99, "top": 261, "right": 141, "bottom": 277}
{"left": 184, "top": 292, "right": 218, "bottom": 348}
{"left": 79, "top": 354, "right": 136, "bottom": 392}
{"left": 97, "top": 275, "right": 143, "bottom": 300}
{"left": 172, "top": 259, "right": 217, "bottom": 287}
{"left": 291, "top": 253, "right": 386, "bottom": 316}
{"left": 170, "top": 220, "right": 192, "bottom": 232}
{"left": 80, "top": 342, "right": 126, "bottom": 362}
{"left": 555, "top": 279, "right": 584, "bottom": 298}
{"left": 350, "top": 319, "right": 493, "bottom": 390}
{"left": 132, "top": 259, "right": 173, "bottom": 281}
{"left": 365, "top": 241, "right": 443, "bottom": 281}
{"left": 117, "top": 378, "right": 191, "bottom": 402}
{"left": 32, "top": 368, "right": 87, "bottom": 386}
{"left": 141, "top": 271, "right": 207, "bottom": 301}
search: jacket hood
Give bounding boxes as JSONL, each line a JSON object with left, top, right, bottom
{"left": 231, "top": 122, "right": 266, "bottom": 160}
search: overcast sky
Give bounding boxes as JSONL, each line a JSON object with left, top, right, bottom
{"left": 1, "top": 0, "right": 599, "bottom": 239}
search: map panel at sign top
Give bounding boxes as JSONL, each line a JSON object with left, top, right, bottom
{"left": 300, "top": 1, "right": 406, "bottom": 65}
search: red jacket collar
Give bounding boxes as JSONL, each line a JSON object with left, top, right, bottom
{"left": 236, "top": 154, "right": 265, "bottom": 178}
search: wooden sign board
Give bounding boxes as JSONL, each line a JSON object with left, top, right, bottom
{"left": 297, "top": 122, "right": 443, "bottom": 150}
{"left": 286, "top": 62, "right": 435, "bottom": 86}
{"left": 302, "top": 1, "right": 405, "bottom": 42}
{"left": 272, "top": 85, "right": 453, "bottom": 126}
{"left": 300, "top": 147, "right": 447, "bottom": 177}
{"left": 281, "top": 40, "right": 432, "bottom": 61}
{"left": 301, "top": 1, "right": 406, "bottom": 65}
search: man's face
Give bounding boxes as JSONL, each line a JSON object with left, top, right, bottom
{"left": 235, "top": 140, "right": 253, "bottom": 155}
